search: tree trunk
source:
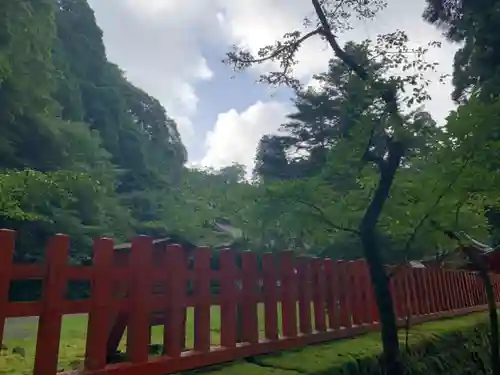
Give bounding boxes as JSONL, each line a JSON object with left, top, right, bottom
{"left": 465, "top": 248, "right": 500, "bottom": 375}
{"left": 360, "top": 227, "right": 403, "bottom": 375}
{"left": 480, "top": 269, "right": 500, "bottom": 375}
{"left": 358, "top": 142, "right": 405, "bottom": 375}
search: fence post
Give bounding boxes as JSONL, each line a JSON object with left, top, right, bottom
{"left": 127, "top": 236, "right": 153, "bottom": 363}
{"left": 85, "top": 238, "right": 114, "bottom": 370}
{"left": 194, "top": 247, "right": 212, "bottom": 352}
{"left": 311, "top": 258, "right": 326, "bottom": 332}
{"left": 163, "top": 244, "right": 186, "bottom": 357}
{"left": 262, "top": 253, "right": 278, "bottom": 340}
{"left": 280, "top": 252, "right": 297, "bottom": 338}
{"left": 297, "top": 257, "right": 312, "bottom": 335}
{"left": 0, "top": 229, "right": 15, "bottom": 350}
{"left": 241, "top": 251, "right": 259, "bottom": 344}
{"left": 34, "top": 234, "right": 69, "bottom": 375}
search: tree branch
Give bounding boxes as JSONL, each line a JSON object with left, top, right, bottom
{"left": 224, "top": 28, "right": 322, "bottom": 66}
{"left": 311, "top": 0, "right": 401, "bottom": 125}
{"left": 401, "top": 152, "right": 474, "bottom": 254}
{"left": 296, "top": 198, "right": 360, "bottom": 235}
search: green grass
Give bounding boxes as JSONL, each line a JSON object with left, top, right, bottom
{"left": 0, "top": 309, "right": 491, "bottom": 375}
{"left": 190, "top": 312, "right": 492, "bottom": 375}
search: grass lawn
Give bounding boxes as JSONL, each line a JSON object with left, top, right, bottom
{"left": 1, "top": 306, "right": 265, "bottom": 374}
{"left": 0, "top": 308, "right": 490, "bottom": 375}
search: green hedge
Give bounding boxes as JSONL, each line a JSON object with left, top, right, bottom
{"left": 185, "top": 312, "right": 494, "bottom": 375}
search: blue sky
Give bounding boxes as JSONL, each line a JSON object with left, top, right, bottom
{"left": 88, "top": 0, "right": 459, "bottom": 172}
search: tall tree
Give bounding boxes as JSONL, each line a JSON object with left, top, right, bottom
{"left": 225, "top": 1, "right": 446, "bottom": 373}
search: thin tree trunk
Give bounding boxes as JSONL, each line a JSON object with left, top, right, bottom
{"left": 358, "top": 142, "right": 405, "bottom": 375}
{"left": 360, "top": 230, "right": 403, "bottom": 375}
{"left": 464, "top": 248, "right": 500, "bottom": 375}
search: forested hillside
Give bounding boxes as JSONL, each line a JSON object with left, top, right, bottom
{"left": 2, "top": 0, "right": 500, "bottom": 268}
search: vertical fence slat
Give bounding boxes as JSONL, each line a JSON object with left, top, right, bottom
{"left": 323, "top": 259, "right": 337, "bottom": 330}
{"left": 85, "top": 238, "right": 114, "bottom": 370}
{"left": 346, "top": 261, "right": 362, "bottom": 326}
{"left": 220, "top": 249, "right": 238, "bottom": 347}
{"left": 359, "top": 260, "right": 375, "bottom": 325}
{"left": 34, "top": 234, "right": 69, "bottom": 375}
{"left": 458, "top": 272, "right": 467, "bottom": 309}
{"left": 401, "top": 268, "right": 412, "bottom": 319}
{"left": 311, "top": 258, "right": 326, "bottom": 332}
{"left": 422, "top": 268, "right": 431, "bottom": 315}
{"left": 280, "top": 252, "right": 297, "bottom": 338}
{"left": 194, "top": 247, "right": 211, "bottom": 352}
{"left": 127, "top": 236, "right": 153, "bottom": 363}
{"left": 0, "top": 229, "right": 14, "bottom": 349}
{"left": 390, "top": 267, "right": 404, "bottom": 320}
{"left": 434, "top": 268, "right": 445, "bottom": 312}
{"left": 164, "top": 244, "right": 186, "bottom": 357}
{"left": 297, "top": 257, "right": 312, "bottom": 335}
{"left": 336, "top": 260, "right": 352, "bottom": 329}
{"left": 240, "top": 251, "right": 259, "bottom": 344}
{"left": 451, "top": 271, "right": 460, "bottom": 310}
{"left": 262, "top": 253, "right": 278, "bottom": 341}
{"left": 427, "top": 268, "right": 437, "bottom": 314}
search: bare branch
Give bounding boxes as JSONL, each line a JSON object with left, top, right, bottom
{"left": 227, "top": 28, "right": 322, "bottom": 65}
{"left": 296, "top": 198, "right": 361, "bottom": 235}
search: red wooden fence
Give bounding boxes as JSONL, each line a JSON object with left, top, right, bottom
{"left": 0, "top": 228, "right": 499, "bottom": 375}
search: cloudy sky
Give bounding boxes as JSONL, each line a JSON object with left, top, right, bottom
{"left": 87, "top": 0, "right": 459, "bottom": 172}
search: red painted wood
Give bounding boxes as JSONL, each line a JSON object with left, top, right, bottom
{"left": 241, "top": 251, "right": 259, "bottom": 344}
{"left": 1, "top": 227, "right": 498, "bottom": 375}
{"left": 409, "top": 268, "right": 420, "bottom": 315}
{"left": 434, "top": 268, "right": 445, "bottom": 312}
{"left": 262, "top": 253, "right": 279, "bottom": 340}
{"left": 359, "top": 260, "right": 375, "bottom": 324}
{"left": 390, "top": 267, "right": 405, "bottom": 319}
{"left": 428, "top": 268, "right": 438, "bottom": 313}
{"left": 323, "top": 259, "right": 338, "bottom": 330}
{"left": 220, "top": 249, "right": 238, "bottom": 347}
{"left": 164, "top": 245, "right": 186, "bottom": 357}
{"left": 346, "top": 261, "right": 362, "bottom": 326}
{"left": 421, "top": 268, "right": 431, "bottom": 314}
{"left": 127, "top": 236, "right": 153, "bottom": 363}
{"left": 194, "top": 247, "right": 212, "bottom": 352}
{"left": 336, "top": 260, "right": 352, "bottom": 328}
{"left": 401, "top": 268, "right": 412, "bottom": 318}
{"left": 311, "top": 258, "right": 326, "bottom": 332}
{"left": 85, "top": 238, "right": 115, "bottom": 370}
{"left": 465, "top": 273, "right": 474, "bottom": 307}
{"left": 450, "top": 271, "right": 459, "bottom": 310}
{"left": 0, "top": 229, "right": 15, "bottom": 349}
{"left": 297, "top": 257, "right": 312, "bottom": 335}
{"left": 34, "top": 234, "right": 69, "bottom": 375}
{"left": 280, "top": 252, "right": 297, "bottom": 338}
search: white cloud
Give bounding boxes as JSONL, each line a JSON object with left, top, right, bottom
{"left": 87, "top": 0, "right": 220, "bottom": 144}
{"left": 87, "top": 0, "right": 459, "bottom": 173}
{"left": 201, "top": 101, "right": 291, "bottom": 170}
{"left": 200, "top": 0, "right": 459, "bottom": 171}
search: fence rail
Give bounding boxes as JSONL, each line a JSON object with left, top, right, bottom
{"left": 0, "top": 229, "right": 498, "bottom": 375}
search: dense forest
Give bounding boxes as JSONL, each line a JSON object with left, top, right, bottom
{"left": 1, "top": 0, "right": 500, "bottom": 271}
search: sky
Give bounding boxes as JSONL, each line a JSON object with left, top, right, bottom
{"left": 87, "top": 0, "right": 459, "bottom": 173}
